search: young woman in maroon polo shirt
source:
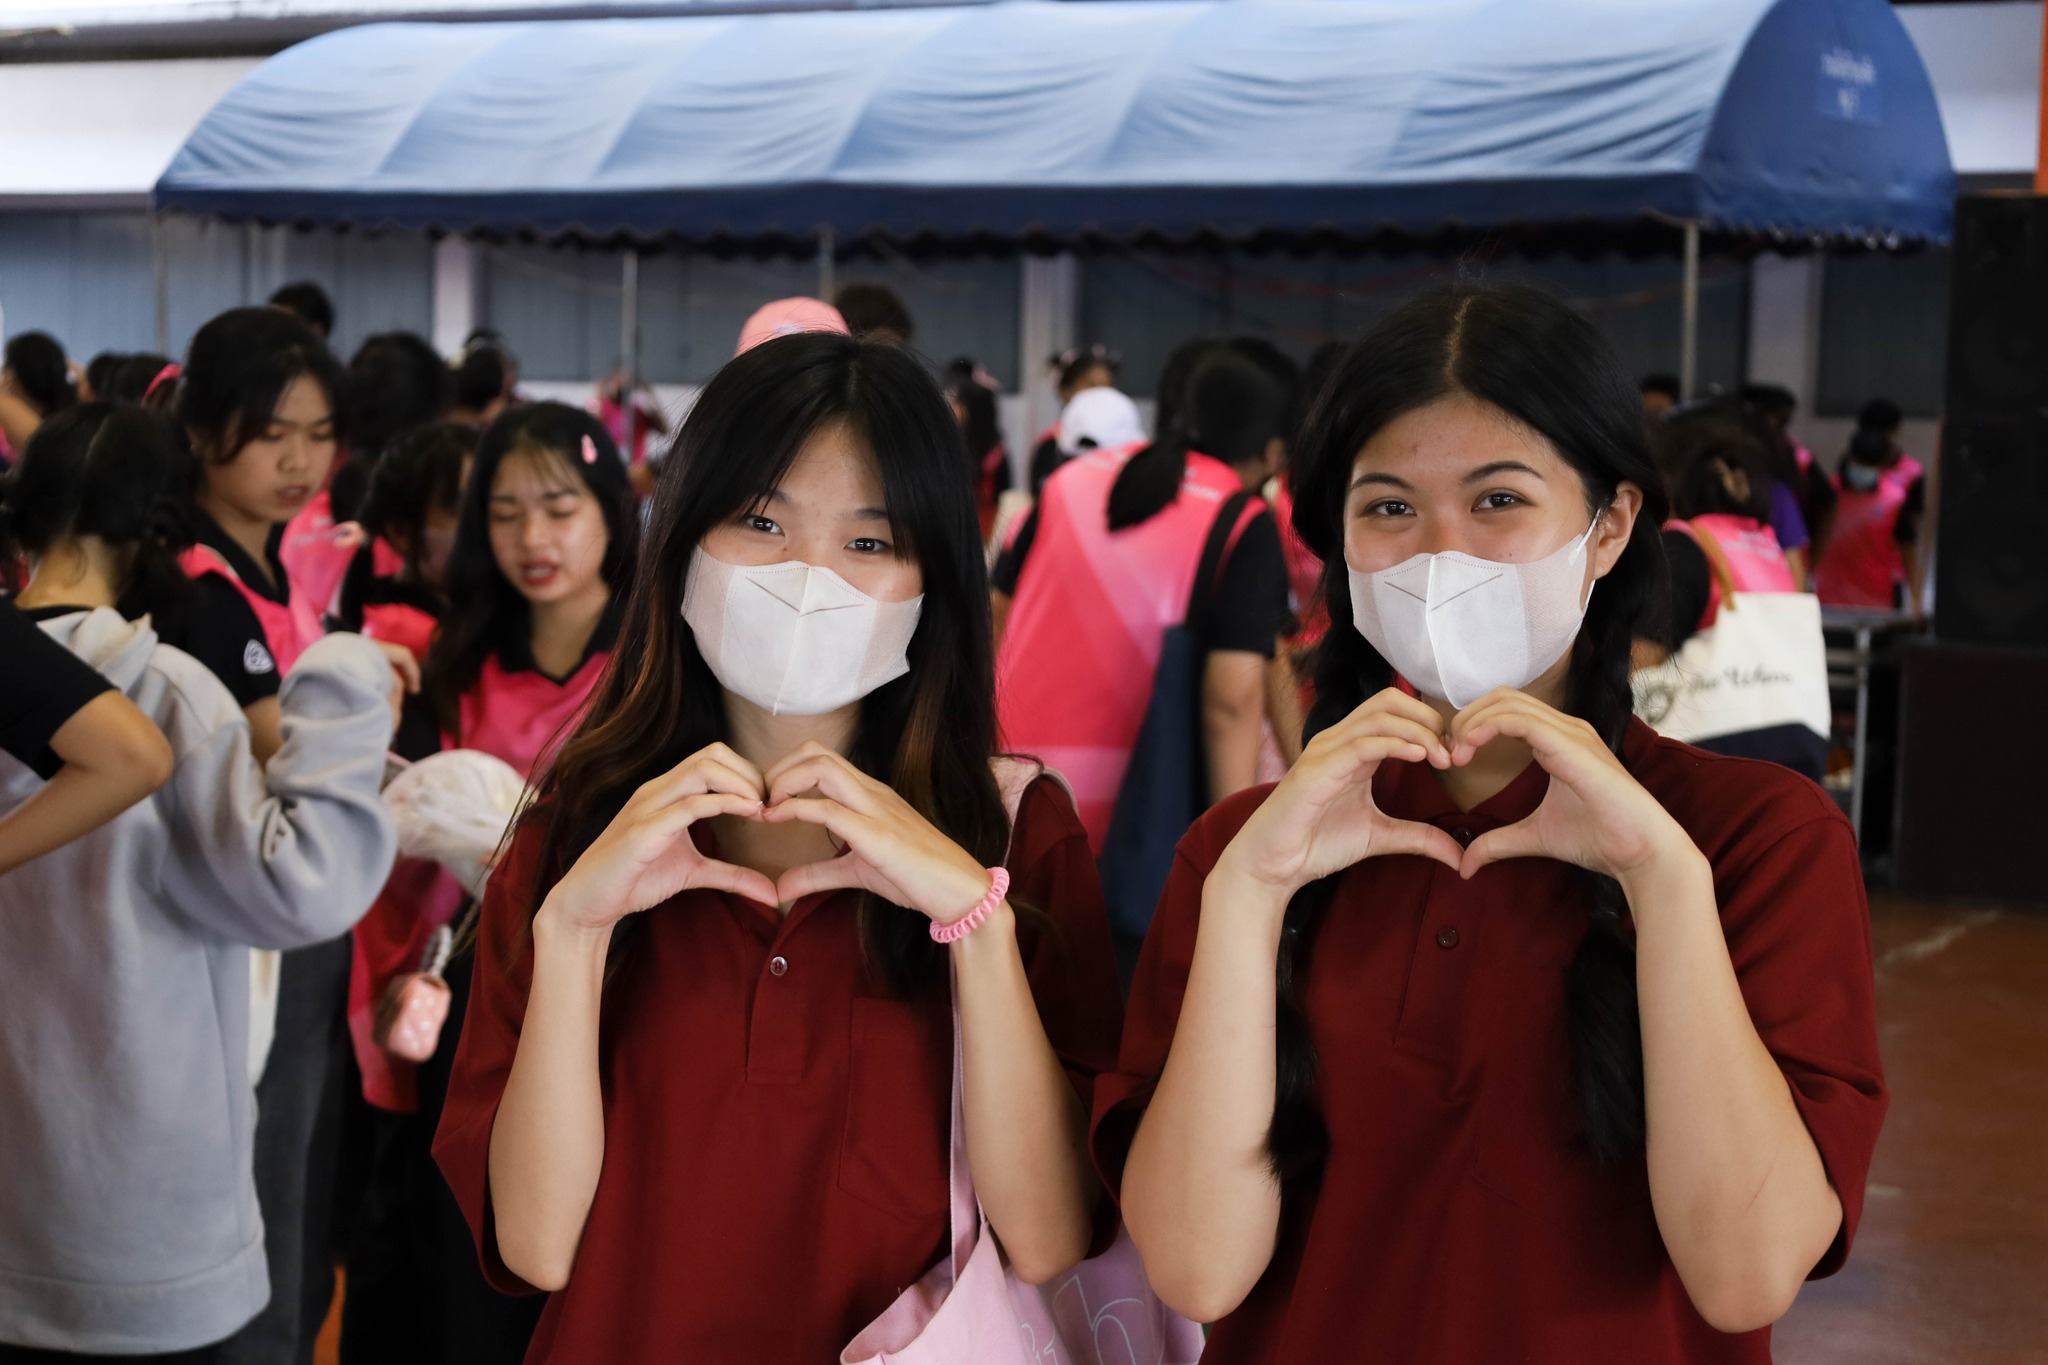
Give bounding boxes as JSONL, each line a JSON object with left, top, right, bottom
{"left": 434, "top": 332, "right": 1123, "bottom": 1361}
{"left": 1096, "top": 283, "right": 1886, "bottom": 1364}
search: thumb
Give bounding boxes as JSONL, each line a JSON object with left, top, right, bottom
{"left": 692, "top": 856, "right": 779, "bottom": 907}
{"left": 775, "top": 854, "right": 866, "bottom": 906}
{"left": 1459, "top": 819, "right": 1546, "bottom": 880}
{"left": 1375, "top": 817, "right": 1464, "bottom": 873}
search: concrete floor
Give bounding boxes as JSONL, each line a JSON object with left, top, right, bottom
{"left": 314, "top": 896, "right": 2048, "bottom": 1365}
{"left": 1775, "top": 896, "right": 2048, "bottom": 1364}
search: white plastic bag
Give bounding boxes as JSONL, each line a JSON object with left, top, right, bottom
{"left": 382, "top": 749, "right": 527, "bottom": 899}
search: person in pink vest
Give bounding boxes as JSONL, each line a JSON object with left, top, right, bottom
{"left": 1814, "top": 399, "right": 1927, "bottom": 612}
{"left": 994, "top": 350, "right": 1293, "bottom": 964}
{"left": 331, "top": 402, "right": 639, "bottom": 1362}
{"left": 165, "top": 305, "right": 421, "bottom": 1365}
{"left": 1645, "top": 408, "right": 1824, "bottom": 781}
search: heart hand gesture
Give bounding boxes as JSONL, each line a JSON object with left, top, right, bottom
{"left": 1448, "top": 689, "right": 1690, "bottom": 882}
{"left": 1216, "top": 688, "right": 1465, "bottom": 897}
{"left": 759, "top": 741, "right": 995, "bottom": 926}
{"left": 543, "top": 743, "right": 778, "bottom": 934}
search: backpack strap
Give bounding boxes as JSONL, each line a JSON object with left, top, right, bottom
{"left": 1186, "top": 488, "right": 1259, "bottom": 641}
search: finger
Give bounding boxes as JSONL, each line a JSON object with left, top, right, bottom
{"left": 383, "top": 646, "right": 422, "bottom": 693}
{"left": 760, "top": 795, "right": 875, "bottom": 850}
{"left": 1459, "top": 819, "right": 1551, "bottom": 879}
{"left": 697, "top": 742, "right": 765, "bottom": 791}
{"left": 765, "top": 754, "right": 881, "bottom": 813}
{"left": 761, "top": 742, "right": 871, "bottom": 801}
{"left": 1374, "top": 817, "right": 1465, "bottom": 872}
{"left": 690, "top": 856, "right": 780, "bottom": 906}
{"left": 774, "top": 853, "right": 868, "bottom": 904}
{"left": 1312, "top": 735, "right": 1433, "bottom": 793}
{"left": 632, "top": 753, "right": 765, "bottom": 812}
{"left": 1452, "top": 701, "right": 1598, "bottom": 772}
{"left": 1362, "top": 686, "right": 1455, "bottom": 738}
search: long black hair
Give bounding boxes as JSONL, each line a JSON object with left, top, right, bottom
{"left": 4, "top": 333, "right": 77, "bottom": 419}
{"left": 528, "top": 332, "right": 1007, "bottom": 998}
{"left": 0, "top": 403, "right": 195, "bottom": 615}
{"left": 421, "top": 402, "right": 638, "bottom": 736}
{"left": 1104, "top": 338, "right": 1222, "bottom": 531}
{"left": 1276, "top": 281, "right": 1670, "bottom": 1186}
{"left": 175, "top": 307, "right": 347, "bottom": 465}
{"left": 1658, "top": 406, "right": 1774, "bottom": 524}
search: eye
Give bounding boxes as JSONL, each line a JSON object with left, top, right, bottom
{"left": 1360, "top": 498, "right": 1413, "bottom": 518}
{"left": 740, "top": 513, "right": 781, "bottom": 535}
{"left": 847, "top": 536, "right": 889, "bottom": 554}
{"left": 1475, "top": 491, "right": 1525, "bottom": 511}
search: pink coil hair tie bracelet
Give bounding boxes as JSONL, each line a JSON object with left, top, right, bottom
{"left": 930, "top": 867, "right": 1010, "bottom": 944}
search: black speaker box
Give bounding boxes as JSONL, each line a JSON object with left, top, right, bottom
{"left": 1935, "top": 197, "right": 2048, "bottom": 649}
{"left": 1895, "top": 638, "right": 2048, "bottom": 907}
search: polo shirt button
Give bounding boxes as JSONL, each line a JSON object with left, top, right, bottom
{"left": 1436, "top": 926, "right": 1461, "bottom": 950}
{"left": 768, "top": 955, "right": 789, "bottom": 977}
{"left": 1452, "top": 828, "right": 1474, "bottom": 847}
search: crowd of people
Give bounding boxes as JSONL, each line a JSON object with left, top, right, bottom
{"left": 0, "top": 272, "right": 1887, "bottom": 1364}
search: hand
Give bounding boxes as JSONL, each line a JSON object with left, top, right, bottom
{"left": 542, "top": 744, "right": 777, "bottom": 935}
{"left": 371, "top": 640, "right": 419, "bottom": 731}
{"left": 1448, "top": 688, "right": 1692, "bottom": 882}
{"left": 1215, "top": 687, "right": 1463, "bottom": 898}
{"left": 332, "top": 520, "right": 369, "bottom": 555}
{"left": 759, "top": 741, "right": 993, "bottom": 924}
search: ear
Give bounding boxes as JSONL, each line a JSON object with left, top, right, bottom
{"left": 1590, "top": 481, "right": 1644, "bottom": 581}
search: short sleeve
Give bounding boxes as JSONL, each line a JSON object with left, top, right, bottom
{"left": 1659, "top": 528, "right": 1713, "bottom": 649}
{"left": 1089, "top": 788, "right": 1265, "bottom": 1195}
{"left": 1007, "top": 774, "right": 1126, "bottom": 1105}
{"left": 991, "top": 505, "right": 1040, "bottom": 596}
{"left": 1204, "top": 510, "right": 1293, "bottom": 658}
{"left": 0, "top": 601, "right": 114, "bottom": 779}
{"left": 1712, "top": 805, "right": 1887, "bottom": 1279}
{"left": 1894, "top": 477, "right": 1927, "bottom": 547}
{"left": 1769, "top": 480, "right": 1811, "bottom": 553}
{"left": 431, "top": 820, "right": 547, "bottom": 1296}
{"left": 163, "top": 577, "right": 283, "bottom": 707}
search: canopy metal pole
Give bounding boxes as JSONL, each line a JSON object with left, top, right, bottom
{"left": 1679, "top": 220, "right": 1700, "bottom": 402}
{"left": 152, "top": 214, "right": 169, "bottom": 356}
{"left": 620, "top": 247, "right": 640, "bottom": 388}
{"left": 817, "top": 225, "right": 836, "bottom": 303}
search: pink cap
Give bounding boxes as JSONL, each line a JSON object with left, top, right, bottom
{"left": 736, "top": 297, "right": 849, "bottom": 356}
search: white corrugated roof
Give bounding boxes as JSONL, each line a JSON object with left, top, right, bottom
{"left": 0, "top": 58, "right": 259, "bottom": 199}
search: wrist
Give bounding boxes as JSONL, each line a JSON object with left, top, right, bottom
{"left": 1614, "top": 829, "right": 1712, "bottom": 913}
{"left": 945, "top": 899, "right": 1017, "bottom": 963}
{"left": 534, "top": 894, "right": 616, "bottom": 957}
{"left": 1203, "top": 858, "right": 1294, "bottom": 945}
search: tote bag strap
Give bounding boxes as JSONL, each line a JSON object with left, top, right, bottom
{"left": 1185, "top": 489, "right": 1258, "bottom": 641}
{"left": 1684, "top": 519, "right": 1743, "bottom": 614}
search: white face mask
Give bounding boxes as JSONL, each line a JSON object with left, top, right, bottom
{"left": 682, "top": 549, "right": 924, "bottom": 716}
{"left": 1348, "top": 518, "right": 1600, "bottom": 708}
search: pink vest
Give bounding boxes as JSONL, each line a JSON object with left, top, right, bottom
{"left": 458, "top": 650, "right": 612, "bottom": 782}
{"left": 1817, "top": 456, "right": 1923, "bottom": 609}
{"left": 281, "top": 491, "right": 362, "bottom": 621}
{"left": 178, "top": 542, "right": 324, "bottom": 675}
{"left": 1673, "top": 514, "right": 1798, "bottom": 632}
{"left": 996, "top": 447, "right": 1259, "bottom": 851}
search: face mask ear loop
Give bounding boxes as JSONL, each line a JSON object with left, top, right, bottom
{"left": 1571, "top": 508, "right": 1607, "bottom": 611}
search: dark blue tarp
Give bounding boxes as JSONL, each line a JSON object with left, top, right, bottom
{"left": 154, "top": 0, "right": 1955, "bottom": 243}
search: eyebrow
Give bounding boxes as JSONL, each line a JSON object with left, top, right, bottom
{"left": 1349, "top": 471, "right": 1413, "bottom": 492}
{"left": 1462, "top": 460, "right": 1544, "bottom": 484}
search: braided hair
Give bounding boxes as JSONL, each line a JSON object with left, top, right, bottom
{"left": 1272, "top": 281, "right": 1670, "bottom": 1189}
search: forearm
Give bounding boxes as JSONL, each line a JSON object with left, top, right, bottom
{"left": 1630, "top": 847, "right": 1841, "bottom": 1331}
{"left": 1121, "top": 867, "right": 1287, "bottom": 1321}
{"left": 0, "top": 693, "right": 175, "bottom": 874}
{"left": 953, "top": 902, "right": 1096, "bottom": 1283}
{"left": 1203, "top": 653, "right": 1266, "bottom": 803}
{"left": 489, "top": 901, "right": 612, "bottom": 1290}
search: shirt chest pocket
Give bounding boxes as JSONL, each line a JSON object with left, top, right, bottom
{"left": 838, "top": 997, "right": 950, "bottom": 1222}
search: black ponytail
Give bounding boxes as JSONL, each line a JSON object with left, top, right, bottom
{"left": 3, "top": 333, "right": 77, "bottom": 419}
{"left": 1271, "top": 281, "right": 1670, "bottom": 1189}
{"left": 0, "top": 403, "right": 197, "bottom": 617}
{"left": 1104, "top": 338, "right": 1223, "bottom": 532}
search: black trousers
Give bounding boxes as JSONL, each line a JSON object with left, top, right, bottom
{"left": 215, "top": 934, "right": 354, "bottom": 1365}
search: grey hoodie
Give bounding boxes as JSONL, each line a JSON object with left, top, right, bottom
{"left": 0, "top": 609, "right": 396, "bottom": 1353}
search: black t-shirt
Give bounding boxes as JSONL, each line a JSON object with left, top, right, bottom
{"left": 994, "top": 501, "right": 1293, "bottom": 660}
{"left": 156, "top": 514, "right": 291, "bottom": 708}
{"left": 1895, "top": 475, "right": 1927, "bottom": 548}
{"left": 0, "top": 599, "right": 117, "bottom": 779}
{"left": 1028, "top": 436, "right": 1067, "bottom": 498}
{"left": 1660, "top": 528, "right": 1714, "bottom": 651}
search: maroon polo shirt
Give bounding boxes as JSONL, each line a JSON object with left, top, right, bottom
{"left": 435, "top": 776, "right": 1124, "bottom": 1362}
{"left": 1092, "top": 719, "right": 1886, "bottom": 1364}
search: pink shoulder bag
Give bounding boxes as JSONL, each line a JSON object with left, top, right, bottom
{"left": 839, "top": 760, "right": 1205, "bottom": 1365}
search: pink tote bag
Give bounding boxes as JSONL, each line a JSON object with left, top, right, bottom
{"left": 840, "top": 761, "right": 1205, "bottom": 1365}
